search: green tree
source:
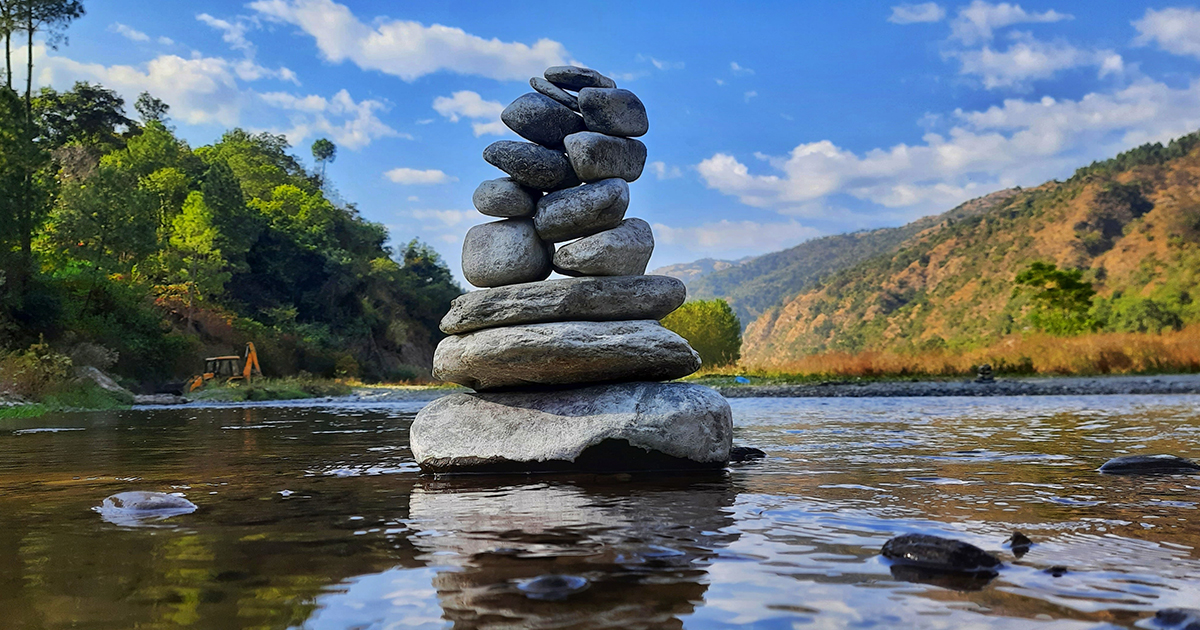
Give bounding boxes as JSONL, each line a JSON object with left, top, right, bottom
{"left": 660, "top": 299, "right": 742, "bottom": 368}
{"left": 34, "top": 82, "right": 135, "bottom": 151}
{"left": 311, "top": 137, "right": 335, "bottom": 186}
{"left": 1013, "top": 262, "right": 1097, "bottom": 335}
{"left": 163, "top": 191, "right": 229, "bottom": 328}
{"left": 134, "top": 91, "right": 168, "bottom": 124}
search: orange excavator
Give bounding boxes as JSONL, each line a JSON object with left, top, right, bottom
{"left": 186, "top": 342, "right": 263, "bottom": 392}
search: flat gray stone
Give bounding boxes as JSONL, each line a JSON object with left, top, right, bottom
{"left": 530, "top": 76, "right": 578, "bottom": 110}
{"left": 544, "top": 65, "right": 616, "bottom": 91}
{"left": 502, "top": 92, "right": 586, "bottom": 150}
{"left": 433, "top": 319, "right": 701, "bottom": 390}
{"left": 440, "top": 275, "right": 687, "bottom": 335}
{"left": 564, "top": 132, "right": 646, "bottom": 182}
{"left": 534, "top": 178, "right": 629, "bottom": 242}
{"left": 95, "top": 491, "right": 198, "bottom": 526}
{"left": 473, "top": 178, "right": 539, "bottom": 218}
{"left": 554, "top": 218, "right": 654, "bottom": 277}
{"left": 484, "top": 141, "right": 580, "bottom": 191}
{"left": 410, "top": 381, "right": 731, "bottom": 472}
{"left": 1099, "top": 454, "right": 1200, "bottom": 474}
{"left": 579, "top": 88, "right": 648, "bottom": 138}
{"left": 462, "top": 218, "right": 553, "bottom": 288}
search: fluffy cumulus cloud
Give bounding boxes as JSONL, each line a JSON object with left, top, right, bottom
{"left": 697, "top": 78, "right": 1200, "bottom": 215}
{"left": 385, "top": 169, "right": 457, "bottom": 185}
{"left": 432, "top": 91, "right": 507, "bottom": 136}
{"left": 950, "top": 34, "right": 1122, "bottom": 90}
{"left": 888, "top": 3, "right": 946, "bottom": 25}
{"left": 264, "top": 89, "right": 403, "bottom": 150}
{"left": 653, "top": 219, "right": 822, "bottom": 254}
{"left": 949, "top": 1, "right": 1072, "bottom": 44}
{"left": 1133, "top": 7, "right": 1200, "bottom": 60}
{"left": 649, "top": 161, "right": 683, "bottom": 180}
{"left": 248, "top": 0, "right": 569, "bottom": 82}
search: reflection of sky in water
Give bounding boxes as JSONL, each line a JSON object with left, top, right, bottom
{"left": 0, "top": 395, "right": 1198, "bottom": 628}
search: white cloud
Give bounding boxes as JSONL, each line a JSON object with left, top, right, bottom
{"left": 730, "top": 61, "right": 755, "bottom": 75}
{"left": 1133, "top": 7, "right": 1200, "bottom": 60}
{"left": 410, "top": 209, "right": 473, "bottom": 225}
{"left": 653, "top": 219, "right": 821, "bottom": 253}
{"left": 158, "top": 36, "right": 175, "bottom": 46}
{"left": 714, "top": 78, "right": 725, "bottom": 86}
{"left": 649, "top": 161, "right": 683, "bottom": 180}
{"left": 889, "top": 3, "right": 946, "bottom": 24}
{"left": 386, "top": 168, "right": 457, "bottom": 185}
{"left": 637, "top": 54, "right": 684, "bottom": 70}
{"left": 697, "top": 78, "right": 1200, "bottom": 216}
{"left": 248, "top": 0, "right": 569, "bottom": 82}
{"left": 109, "top": 23, "right": 149, "bottom": 42}
{"left": 949, "top": 35, "right": 1122, "bottom": 89}
{"left": 264, "top": 89, "right": 404, "bottom": 150}
{"left": 744, "top": 90, "right": 758, "bottom": 102}
{"left": 197, "top": 13, "right": 256, "bottom": 53}
{"left": 950, "top": 1, "right": 1072, "bottom": 44}
{"left": 432, "top": 91, "right": 508, "bottom": 136}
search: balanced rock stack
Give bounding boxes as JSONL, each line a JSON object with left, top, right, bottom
{"left": 410, "top": 65, "right": 733, "bottom": 473}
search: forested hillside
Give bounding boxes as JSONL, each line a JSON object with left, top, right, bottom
{"left": 0, "top": 81, "right": 460, "bottom": 385}
{"left": 742, "top": 131, "right": 1200, "bottom": 366}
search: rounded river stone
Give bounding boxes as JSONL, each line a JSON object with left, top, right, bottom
{"left": 554, "top": 218, "right": 654, "bottom": 277}
{"left": 579, "top": 88, "right": 648, "bottom": 137}
{"left": 501, "top": 92, "right": 586, "bottom": 150}
{"left": 439, "top": 275, "right": 686, "bottom": 334}
{"left": 94, "top": 491, "right": 198, "bottom": 526}
{"left": 882, "top": 534, "right": 1001, "bottom": 573}
{"left": 544, "top": 65, "right": 616, "bottom": 91}
{"left": 432, "top": 319, "right": 701, "bottom": 391}
{"left": 563, "top": 131, "right": 647, "bottom": 182}
{"left": 1098, "top": 454, "right": 1200, "bottom": 474}
{"left": 530, "top": 77, "right": 578, "bottom": 111}
{"left": 410, "top": 381, "right": 732, "bottom": 472}
{"left": 461, "top": 218, "right": 553, "bottom": 288}
{"left": 534, "top": 177, "right": 629, "bottom": 242}
{"left": 473, "top": 177, "right": 539, "bottom": 218}
{"left": 483, "top": 141, "right": 580, "bottom": 191}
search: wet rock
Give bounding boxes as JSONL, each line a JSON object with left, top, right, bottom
{"left": 530, "top": 76, "right": 578, "bottom": 110}
{"left": 545, "top": 65, "right": 616, "bottom": 91}
{"left": 881, "top": 533, "right": 1001, "bottom": 573}
{"left": 1152, "top": 608, "right": 1200, "bottom": 629}
{"left": 440, "top": 275, "right": 686, "bottom": 335}
{"left": 1098, "top": 454, "right": 1200, "bottom": 474}
{"left": 564, "top": 131, "right": 647, "bottom": 182}
{"left": 730, "top": 446, "right": 767, "bottom": 462}
{"left": 579, "top": 88, "right": 648, "bottom": 137}
{"left": 554, "top": 218, "right": 654, "bottom": 277}
{"left": 501, "top": 92, "right": 586, "bottom": 150}
{"left": 534, "top": 177, "right": 629, "bottom": 242}
{"left": 461, "top": 218, "right": 553, "bottom": 288}
{"left": 1007, "top": 531, "right": 1032, "bottom": 558}
{"left": 1044, "top": 565, "right": 1068, "bottom": 577}
{"left": 410, "top": 381, "right": 732, "bottom": 472}
{"left": 516, "top": 575, "right": 590, "bottom": 601}
{"left": 95, "top": 491, "right": 197, "bottom": 526}
{"left": 73, "top": 366, "right": 135, "bottom": 404}
{"left": 133, "top": 393, "right": 190, "bottom": 405}
{"left": 483, "top": 141, "right": 580, "bottom": 191}
{"left": 433, "top": 320, "right": 701, "bottom": 390}
{"left": 473, "top": 177, "right": 539, "bottom": 218}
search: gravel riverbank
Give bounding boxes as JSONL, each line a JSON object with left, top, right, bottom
{"left": 711, "top": 373, "right": 1200, "bottom": 398}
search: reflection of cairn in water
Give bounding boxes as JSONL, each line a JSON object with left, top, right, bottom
{"left": 405, "top": 479, "right": 740, "bottom": 628}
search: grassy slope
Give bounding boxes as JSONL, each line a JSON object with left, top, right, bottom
{"left": 743, "top": 132, "right": 1200, "bottom": 366}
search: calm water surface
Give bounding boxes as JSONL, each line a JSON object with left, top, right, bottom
{"left": 1, "top": 395, "right": 1199, "bottom": 629}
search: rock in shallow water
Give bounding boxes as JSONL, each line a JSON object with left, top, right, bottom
{"left": 433, "top": 319, "right": 700, "bottom": 390}
{"left": 544, "top": 65, "right": 616, "bottom": 91}
{"left": 1098, "top": 454, "right": 1200, "bottom": 474}
{"left": 95, "top": 491, "right": 197, "bottom": 526}
{"left": 439, "top": 275, "right": 686, "bottom": 335}
{"left": 501, "top": 92, "right": 586, "bottom": 150}
{"left": 881, "top": 533, "right": 1001, "bottom": 573}
{"left": 410, "top": 381, "right": 732, "bottom": 472}
{"left": 579, "top": 88, "right": 648, "bottom": 137}
{"left": 554, "top": 218, "right": 654, "bottom": 277}
{"left": 534, "top": 177, "right": 629, "bottom": 242}
{"left": 564, "top": 132, "right": 647, "bottom": 182}
{"left": 517, "top": 575, "right": 590, "bottom": 601}
{"left": 530, "top": 76, "right": 578, "bottom": 110}
{"left": 1152, "top": 608, "right": 1200, "bottom": 629}
{"left": 483, "top": 141, "right": 579, "bottom": 191}
{"left": 461, "top": 218, "right": 553, "bottom": 288}
{"left": 473, "top": 177, "right": 539, "bottom": 218}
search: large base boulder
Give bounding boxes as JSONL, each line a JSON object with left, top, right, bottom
{"left": 410, "top": 382, "right": 732, "bottom": 473}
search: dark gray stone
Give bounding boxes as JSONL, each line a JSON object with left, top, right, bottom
{"left": 579, "top": 88, "right": 648, "bottom": 138}
{"left": 554, "top": 218, "right": 654, "bottom": 277}
{"left": 530, "top": 77, "right": 578, "bottom": 111}
{"left": 881, "top": 534, "right": 1001, "bottom": 573}
{"left": 461, "top": 218, "right": 553, "bottom": 288}
{"left": 534, "top": 178, "right": 629, "bottom": 242}
{"left": 472, "top": 178, "right": 539, "bottom": 218}
{"left": 501, "top": 92, "right": 586, "bottom": 150}
{"left": 1154, "top": 608, "right": 1200, "bottom": 629}
{"left": 432, "top": 320, "right": 701, "bottom": 390}
{"left": 564, "top": 131, "right": 647, "bottom": 182}
{"left": 483, "top": 141, "right": 580, "bottom": 191}
{"left": 410, "top": 381, "right": 732, "bottom": 472}
{"left": 544, "top": 65, "right": 616, "bottom": 91}
{"left": 439, "top": 275, "right": 686, "bottom": 335}
{"left": 1099, "top": 454, "right": 1200, "bottom": 474}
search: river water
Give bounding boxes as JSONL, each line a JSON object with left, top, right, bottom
{"left": 1, "top": 395, "right": 1198, "bottom": 629}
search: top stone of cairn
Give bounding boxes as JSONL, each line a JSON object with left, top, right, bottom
{"left": 545, "top": 65, "right": 617, "bottom": 91}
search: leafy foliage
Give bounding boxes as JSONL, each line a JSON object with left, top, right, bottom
{"left": 1013, "top": 262, "right": 1097, "bottom": 335}
{"left": 660, "top": 299, "right": 742, "bottom": 368}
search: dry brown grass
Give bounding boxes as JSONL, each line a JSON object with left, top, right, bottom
{"left": 736, "top": 325, "right": 1200, "bottom": 379}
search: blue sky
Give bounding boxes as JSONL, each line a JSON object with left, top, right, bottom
{"left": 22, "top": 0, "right": 1200, "bottom": 284}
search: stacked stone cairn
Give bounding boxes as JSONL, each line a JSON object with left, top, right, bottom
{"left": 410, "top": 66, "right": 733, "bottom": 473}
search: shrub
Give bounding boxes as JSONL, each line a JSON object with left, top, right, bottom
{"left": 660, "top": 299, "right": 742, "bottom": 368}
{"left": 0, "top": 338, "right": 74, "bottom": 399}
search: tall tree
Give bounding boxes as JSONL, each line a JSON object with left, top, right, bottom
{"left": 134, "top": 91, "right": 168, "bottom": 124}
{"left": 0, "top": 1, "right": 14, "bottom": 88}
{"left": 311, "top": 137, "right": 335, "bottom": 187}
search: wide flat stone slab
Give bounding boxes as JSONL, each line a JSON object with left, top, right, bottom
{"left": 554, "top": 218, "right": 654, "bottom": 277}
{"left": 501, "top": 92, "right": 586, "bottom": 150}
{"left": 440, "top": 275, "right": 686, "bottom": 334}
{"left": 433, "top": 319, "right": 701, "bottom": 390}
{"left": 410, "top": 381, "right": 732, "bottom": 473}
{"left": 534, "top": 177, "right": 629, "bottom": 242}
{"left": 484, "top": 141, "right": 580, "bottom": 191}
{"left": 564, "top": 131, "right": 646, "bottom": 182}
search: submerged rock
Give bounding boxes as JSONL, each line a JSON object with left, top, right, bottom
{"left": 1007, "top": 531, "right": 1033, "bottom": 558}
{"left": 881, "top": 533, "right": 1001, "bottom": 573}
{"left": 516, "top": 575, "right": 590, "bottom": 601}
{"left": 95, "top": 491, "right": 197, "bottom": 526}
{"left": 729, "top": 446, "right": 767, "bottom": 462}
{"left": 1098, "top": 454, "right": 1200, "bottom": 474}
{"left": 1152, "top": 608, "right": 1200, "bottom": 629}
{"left": 410, "top": 381, "right": 732, "bottom": 473}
